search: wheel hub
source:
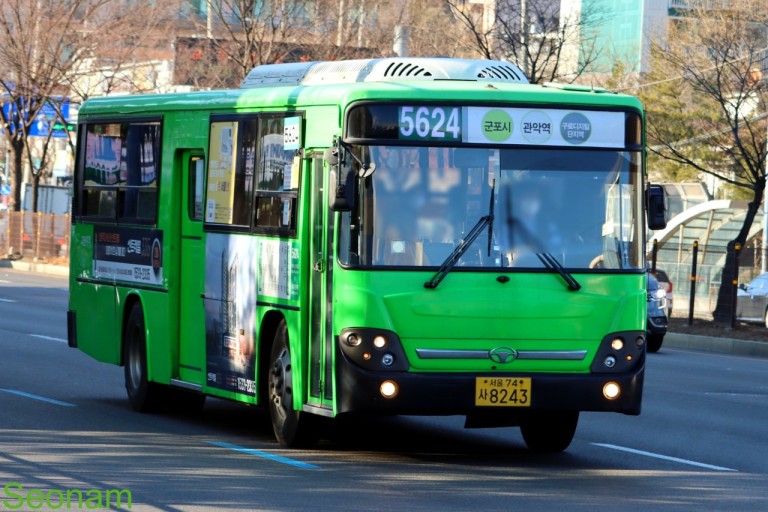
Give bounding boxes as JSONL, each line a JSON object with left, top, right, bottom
{"left": 270, "top": 348, "right": 292, "bottom": 410}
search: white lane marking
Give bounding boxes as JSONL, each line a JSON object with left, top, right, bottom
{"left": 0, "top": 298, "right": 16, "bottom": 303}
{"left": 30, "top": 334, "right": 67, "bottom": 343}
{"left": 593, "top": 443, "right": 738, "bottom": 472}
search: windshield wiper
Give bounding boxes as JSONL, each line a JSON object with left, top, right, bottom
{"left": 425, "top": 180, "right": 495, "bottom": 289}
{"left": 537, "top": 252, "right": 581, "bottom": 291}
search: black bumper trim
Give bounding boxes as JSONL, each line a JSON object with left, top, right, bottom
{"left": 336, "top": 348, "right": 644, "bottom": 416}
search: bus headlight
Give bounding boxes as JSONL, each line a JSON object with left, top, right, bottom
{"left": 338, "top": 328, "right": 409, "bottom": 371}
{"left": 590, "top": 331, "right": 645, "bottom": 374}
{"left": 603, "top": 382, "right": 621, "bottom": 400}
{"left": 380, "top": 380, "right": 399, "bottom": 398}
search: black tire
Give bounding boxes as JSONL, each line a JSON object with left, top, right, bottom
{"left": 647, "top": 334, "right": 664, "bottom": 353}
{"left": 267, "top": 320, "right": 318, "bottom": 447}
{"left": 520, "top": 411, "right": 579, "bottom": 452}
{"left": 763, "top": 308, "right": 768, "bottom": 329}
{"left": 124, "top": 304, "right": 166, "bottom": 412}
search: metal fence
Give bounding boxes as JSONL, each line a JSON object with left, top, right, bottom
{"left": 652, "top": 239, "right": 762, "bottom": 323}
{"left": 0, "top": 211, "right": 70, "bottom": 262}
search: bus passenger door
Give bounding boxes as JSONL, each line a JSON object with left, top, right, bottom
{"left": 178, "top": 150, "right": 206, "bottom": 385}
{"left": 307, "top": 156, "right": 334, "bottom": 409}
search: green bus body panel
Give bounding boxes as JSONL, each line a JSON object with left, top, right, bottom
{"left": 70, "top": 76, "right": 646, "bottom": 412}
{"left": 332, "top": 267, "right": 644, "bottom": 373}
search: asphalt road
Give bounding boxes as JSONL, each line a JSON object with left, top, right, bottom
{"left": 1, "top": 268, "right": 767, "bottom": 511}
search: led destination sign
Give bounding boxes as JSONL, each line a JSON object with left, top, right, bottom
{"left": 348, "top": 104, "right": 629, "bottom": 149}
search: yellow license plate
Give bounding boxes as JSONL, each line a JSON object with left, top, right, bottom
{"left": 475, "top": 377, "right": 531, "bottom": 407}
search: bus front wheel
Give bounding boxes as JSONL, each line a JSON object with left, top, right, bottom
{"left": 520, "top": 411, "right": 579, "bottom": 452}
{"left": 267, "top": 320, "right": 318, "bottom": 447}
{"left": 124, "top": 304, "right": 165, "bottom": 412}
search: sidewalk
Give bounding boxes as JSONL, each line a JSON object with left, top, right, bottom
{"left": 0, "top": 258, "right": 69, "bottom": 277}
{"left": 664, "top": 332, "right": 768, "bottom": 359}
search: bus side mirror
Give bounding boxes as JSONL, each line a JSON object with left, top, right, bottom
{"left": 646, "top": 184, "right": 667, "bottom": 230}
{"left": 325, "top": 146, "right": 356, "bottom": 212}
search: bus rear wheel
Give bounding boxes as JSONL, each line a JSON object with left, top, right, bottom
{"left": 520, "top": 411, "right": 579, "bottom": 452}
{"left": 267, "top": 320, "right": 318, "bottom": 447}
{"left": 124, "top": 304, "right": 165, "bottom": 412}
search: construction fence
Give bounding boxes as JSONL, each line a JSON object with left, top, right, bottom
{"left": 0, "top": 211, "right": 70, "bottom": 262}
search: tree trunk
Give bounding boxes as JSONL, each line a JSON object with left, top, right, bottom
{"left": 712, "top": 194, "right": 763, "bottom": 323}
{"left": 9, "top": 141, "right": 24, "bottom": 212}
{"left": 31, "top": 172, "right": 40, "bottom": 213}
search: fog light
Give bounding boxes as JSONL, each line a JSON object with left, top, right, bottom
{"left": 381, "top": 353, "right": 395, "bottom": 366}
{"left": 604, "top": 355, "right": 616, "bottom": 368}
{"left": 603, "top": 381, "right": 621, "bottom": 400}
{"left": 346, "top": 333, "right": 361, "bottom": 346}
{"left": 380, "top": 380, "right": 399, "bottom": 398}
{"left": 373, "top": 335, "right": 387, "bottom": 348}
{"left": 611, "top": 338, "right": 624, "bottom": 351}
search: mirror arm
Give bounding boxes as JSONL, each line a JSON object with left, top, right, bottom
{"left": 338, "top": 139, "right": 376, "bottom": 177}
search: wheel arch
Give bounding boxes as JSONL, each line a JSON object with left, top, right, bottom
{"left": 258, "top": 310, "right": 287, "bottom": 406}
{"left": 120, "top": 293, "right": 144, "bottom": 367}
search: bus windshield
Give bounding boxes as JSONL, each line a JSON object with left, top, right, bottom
{"left": 340, "top": 145, "right": 643, "bottom": 271}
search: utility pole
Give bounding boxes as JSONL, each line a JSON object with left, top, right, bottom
{"left": 206, "top": 0, "right": 213, "bottom": 39}
{"left": 520, "top": 0, "right": 530, "bottom": 77}
{"left": 337, "top": 0, "right": 346, "bottom": 47}
{"left": 393, "top": 0, "right": 410, "bottom": 57}
{"left": 762, "top": 121, "right": 767, "bottom": 272}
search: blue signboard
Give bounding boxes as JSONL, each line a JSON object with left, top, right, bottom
{"left": 1, "top": 97, "right": 72, "bottom": 139}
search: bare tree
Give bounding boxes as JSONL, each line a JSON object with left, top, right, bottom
{"left": 643, "top": 1, "right": 768, "bottom": 322}
{"left": 0, "top": 0, "right": 168, "bottom": 212}
{"left": 446, "top": 0, "right": 604, "bottom": 84}
{"left": 197, "top": 0, "right": 325, "bottom": 82}
{"left": 405, "top": 0, "right": 478, "bottom": 57}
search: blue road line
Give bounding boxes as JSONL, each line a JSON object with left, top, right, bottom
{"left": 0, "top": 388, "right": 76, "bottom": 407}
{"left": 206, "top": 440, "right": 320, "bottom": 469}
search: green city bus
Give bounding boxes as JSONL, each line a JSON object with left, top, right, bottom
{"left": 67, "top": 57, "right": 666, "bottom": 452}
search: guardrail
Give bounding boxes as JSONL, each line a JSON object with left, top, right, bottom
{"left": 0, "top": 211, "right": 70, "bottom": 263}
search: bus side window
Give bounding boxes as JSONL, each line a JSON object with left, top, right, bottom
{"left": 188, "top": 156, "right": 205, "bottom": 221}
{"left": 252, "top": 115, "right": 300, "bottom": 234}
{"left": 77, "top": 121, "right": 160, "bottom": 225}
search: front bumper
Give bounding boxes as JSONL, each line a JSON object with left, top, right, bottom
{"left": 335, "top": 347, "right": 644, "bottom": 416}
{"left": 647, "top": 314, "right": 668, "bottom": 337}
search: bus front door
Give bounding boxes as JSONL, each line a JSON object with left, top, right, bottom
{"left": 307, "top": 156, "right": 334, "bottom": 411}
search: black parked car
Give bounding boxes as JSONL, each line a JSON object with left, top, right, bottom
{"left": 647, "top": 273, "right": 668, "bottom": 353}
{"left": 736, "top": 273, "right": 768, "bottom": 328}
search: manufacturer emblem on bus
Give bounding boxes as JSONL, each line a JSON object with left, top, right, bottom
{"left": 488, "top": 347, "right": 518, "bottom": 363}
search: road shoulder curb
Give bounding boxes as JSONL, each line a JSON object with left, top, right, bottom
{"left": 665, "top": 332, "right": 768, "bottom": 359}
